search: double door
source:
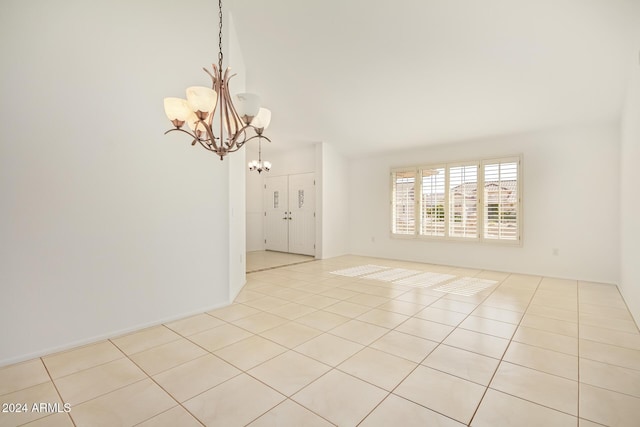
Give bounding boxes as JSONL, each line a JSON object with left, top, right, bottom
{"left": 264, "top": 173, "right": 315, "bottom": 256}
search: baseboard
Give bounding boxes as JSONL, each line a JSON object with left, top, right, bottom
{"left": 0, "top": 300, "right": 230, "bottom": 368}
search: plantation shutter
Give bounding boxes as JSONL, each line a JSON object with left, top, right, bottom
{"left": 483, "top": 160, "right": 519, "bottom": 240}
{"left": 420, "top": 167, "right": 445, "bottom": 236}
{"left": 392, "top": 170, "right": 416, "bottom": 235}
{"left": 448, "top": 164, "right": 478, "bottom": 238}
{"left": 392, "top": 157, "right": 521, "bottom": 243}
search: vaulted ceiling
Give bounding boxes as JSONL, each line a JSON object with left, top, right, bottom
{"left": 228, "top": 0, "right": 640, "bottom": 157}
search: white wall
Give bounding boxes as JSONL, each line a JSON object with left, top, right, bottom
{"left": 263, "top": 145, "right": 317, "bottom": 177}
{"left": 349, "top": 123, "right": 620, "bottom": 284}
{"left": 229, "top": 149, "right": 246, "bottom": 300}
{"left": 227, "top": 14, "right": 247, "bottom": 300}
{"left": 317, "top": 142, "right": 350, "bottom": 259}
{"left": 0, "top": 0, "right": 241, "bottom": 366}
{"left": 245, "top": 144, "right": 316, "bottom": 251}
{"left": 620, "top": 57, "right": 640, "bottom": 324}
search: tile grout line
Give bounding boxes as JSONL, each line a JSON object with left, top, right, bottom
{"left": 205, "top": 290, "right": 343, "bottom": 427}
{"left": 338, "top": 271, "right": 505, "bottom": 425}
{"left": 243, "top": 263, "right": 462, "bottom": 425}
{"left": 108, "top": 338, "right": 207, "bottom": 427}
{"left": 32, "top": 342, "right": 143, "bottom": 425}
{"left": 468, "top": 278, "right": 607, "bottom": 422}
{"left": 242, "top": 368, "right": 338, "bottom": 427}
{"left": 351, "top": 269, "right": 513, "bottom": 425}
{"left": 285, "top": 286, "right": 473, "bottom": 426}
{"left": 40, "top": 352, "right": 127, "bottom": 382}
{"left": 466, "top": 273, "right": 544, "bottom": 426}
{"left": 154, "top": 303, "right": 338, "bottom": 425}
{"left": 430, "top": 270, "right": 520, "bottom": 426}
{"left": 37, "top": 356, "right": 77, "bottom": 427}
{"left": 236, "top": 277, "right": 375, "bottom": 423}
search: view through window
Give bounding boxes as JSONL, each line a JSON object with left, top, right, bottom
{"left": 391, "top": 157, "right": 521, "bottom": 243}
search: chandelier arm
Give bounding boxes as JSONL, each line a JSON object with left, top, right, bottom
{"left": 222, "top": 67, "right": 231, "bottom": 84}
{"left": 222, "top": 101, "right": 247, "bottom": 150}
{"left": 245, "top": 133, "right": 271, "bottom": 144}
{"left": 212, "top": 63, "right": 220, "bottom": 79}
{"left": 199, "top": 120, "right": 220, "bottom": 151}
{"left": 164, "top": 128, "right": 216, "bottom": 152}
{"left": 203, "top": 67, "right": 216, "bottom": 89}
{"left": 241, "top": 134, "right": 263, "bottom": 144}
{"left": 224, "top": 72, "right": 243, "bottom": 127}
{"left": 231, "top": 127, "right": 250, "bottom": 149}
{"left": 218, "top": 85, "right": 226, "bottom": 159}
{"left": 220, "top": 88, "right": 233, "bottom": 133}
{"left": 221, "top": 143, "right": 243, "bottom": 155}
{"left": 204, "top": 101, "right": 217, "bottom": 134}
{"left": 196, "top": 139, "right": 216, "bottom": 152}
{"left": 164, "top": 128, "right": 197, "bottom": 139}
{"left": 220, "top": 85, "right": 247, "bottom": 149}
{"left": 221, "top": 94, "right": 233, "bottom": 148}
{"left": 210, "top": 72, "right": 222, "bottom": 135}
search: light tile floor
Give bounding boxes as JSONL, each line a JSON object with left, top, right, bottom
{"left": 1, "top": 255, "right": 640, "bottom": 426}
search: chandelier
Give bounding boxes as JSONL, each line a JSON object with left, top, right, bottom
{"left": 248, "top": 133, "right": 271, "bottom": 173}
{"left": 162, "top": 0, "right": 271, "bottom": 160}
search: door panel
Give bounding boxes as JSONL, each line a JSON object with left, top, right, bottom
{"left": 288, "top": 173, "right": 316, "bottom": 256}
{"left": 264, "top": 175, "right": 289, "bottom": 252}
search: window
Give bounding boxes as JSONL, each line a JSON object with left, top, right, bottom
{"left": 448, "top": 164, "right": 478, "bottom": 238}
{"left": 391, "top": 170, "right": 416, "bottom": 235}
{"left": 483, "top": 160, "right": 519, "bottom": 241}
{"left": 391, "top": 157, "right": 521, "bottom": 243}
{"left": 420, "top": 167, "right": 445, "bottom": 237}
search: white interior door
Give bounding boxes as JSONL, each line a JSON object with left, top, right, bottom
{"left": 288, "top": 173, "right": 316, "bottom": 256}
{"left": 264, "top": 175, "right": 289, "bottom": 252}
{"left": 263, "top": 173, "right": 316, "bottom": 256}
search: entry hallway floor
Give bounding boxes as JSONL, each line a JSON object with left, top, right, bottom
{"left": 2, "top": 255, "right": 640, "bottom": 426}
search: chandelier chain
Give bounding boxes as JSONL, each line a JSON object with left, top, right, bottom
{"left": 218, "top": 0, "right": 223, "bottom": 70}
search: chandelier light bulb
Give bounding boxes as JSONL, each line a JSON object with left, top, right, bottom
{"left": 247, "top": 160, "right": 272, "bottom": 173}
{"left": 163, "top": 98, "right": 192, "bottom": 127}
{"left": 186, "top": 86, "right": 217, "bottom": 119}
{"left": 234, "top": 93, "right": 261, "bottom": 124}
{"left": 251, "top": 108, "right": 272, "bottom": 131}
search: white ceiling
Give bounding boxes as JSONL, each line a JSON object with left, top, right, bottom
{"left": 228, "top": 0, "right": 640, "bottom": 158}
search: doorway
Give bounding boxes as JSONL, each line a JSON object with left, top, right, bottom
{"left": 264, "top": 173, "right": 316, "bottom": 256}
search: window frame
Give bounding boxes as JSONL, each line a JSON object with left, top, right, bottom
{"left": 481, "top": 156, "right": 521, "bottom": 243}
{"left": 390, "top": 155, "right": 522, "bottom": 245}
{"left": 390, "top": 167, "right": 419, "bottom": 237}
{"left": 419, "top": 164, "right": 446, "bottom": 238}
